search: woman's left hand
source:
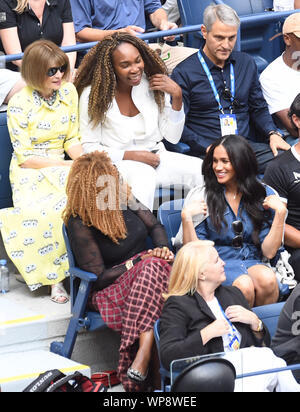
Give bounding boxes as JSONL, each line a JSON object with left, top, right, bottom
{"left": 141, "top": 246, "right": 174, "bottom": 263}
{"left": 225, "top": 305, "right": 260, "bottom": 330}
{"left": 263, "top": 195, "right": 287, "bottom": 215}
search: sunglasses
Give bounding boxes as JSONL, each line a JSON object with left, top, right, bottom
{"left": 232, "top": 220, "right": 243, "bottom": 248}
{"left": 222, "top": 87, "right": 241, "bottom": 110}
{"left": 47, "top": 64, "right": 68, "bottom": 77}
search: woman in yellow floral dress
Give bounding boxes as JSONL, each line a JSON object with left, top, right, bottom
{"left": 0, "top": 40, "right": 82, "bottom": 303}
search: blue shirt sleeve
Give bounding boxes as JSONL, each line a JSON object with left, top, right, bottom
{"left": 69, "top": 0, "right": 92, "bottom": 33}
{"left": 144, "top": 0, "right": 162, "bottom": 15}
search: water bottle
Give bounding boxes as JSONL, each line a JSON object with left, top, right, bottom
{"left": 0, "top": 259, "right": 10, "bottom": 293}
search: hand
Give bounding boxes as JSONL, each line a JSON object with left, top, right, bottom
{"left": 141, "top": 247, "right": 174, "bottom": 262}
{"left": 120, "top": 25, "right": 145, "bottom": 36}
{"left": 208, "top": 319, "right": 231, "bottom": 338}
{"left": 269, "top": 134, "right": 290, "bottom": 157}
{"left": 149, "top": 74, "right": 182, "bottom": 99}
{"left": 159, "top": 21, "right": 178, "bottom": 41}
{"left": 262, "top": 195, "right": 287, "bottom": 215}
{"left": 181, "top": 200, "right": 208, "bottom": 222}
{"left": 123, "top": 150, "right": 160, "bottom": 169}
{"left": 225, "top": 305, "right": 259, "bottom": 330}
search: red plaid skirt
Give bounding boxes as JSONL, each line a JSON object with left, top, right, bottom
{"left": 89, "top": 252, "right": 171, "bottom": 392}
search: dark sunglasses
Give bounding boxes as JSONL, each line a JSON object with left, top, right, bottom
{"left": 232, "top": 220, "right": 243, "bottom": 248}
{"left": 222, "top": 87, "right": 241, "bottom": 110}
{"left": 47, "top": 64, "right": 68, "bottom": 77}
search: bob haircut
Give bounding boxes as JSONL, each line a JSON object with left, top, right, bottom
{"left": 163, "top": 240, "right": 214, "bottom": 300}
{"left": 21, "top": 39, "right": 70, "bottom": 94}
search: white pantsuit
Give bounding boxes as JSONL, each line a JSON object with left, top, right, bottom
{"left": 79, "top": 75, "right": 203, "bottom": 210}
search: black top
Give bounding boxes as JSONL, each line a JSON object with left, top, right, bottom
{"left": 67, "top": 196, "right": 169, "bottom": 290}
{"left": 264, "top": 148, "right": 300, "bottom": 231}
{"left": 271, "top": 284, "right": 300, "bottom": 366}
{"left": 0, "top": 0, "right": 73, "bottom": 70}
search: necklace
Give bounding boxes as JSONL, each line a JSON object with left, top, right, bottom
{"left": 38, "top": 90, "right": 57, "bottom": 106}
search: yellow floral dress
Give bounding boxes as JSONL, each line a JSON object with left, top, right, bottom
{"left": 0, "top": 82, "right": 81, "bottom": 291}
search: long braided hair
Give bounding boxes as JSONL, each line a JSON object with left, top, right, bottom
{"left": 63, "top": 151, "right": 131, "bottom": 244}
{"left": 74, "top": 32, "right": 167, "bottom": 128}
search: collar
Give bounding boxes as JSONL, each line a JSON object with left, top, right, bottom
{"left": 27, "top": 0, "right": 57, "bottom": 10}
{"left": 30, "top": 82, "right": 72, "bottom": 110}
{"left": 200, "top": 46, "right": 236, "bottom": 71}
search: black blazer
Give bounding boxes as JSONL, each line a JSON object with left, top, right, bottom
{"left": 160, "top": 285, "right": 270, "bottom": 370}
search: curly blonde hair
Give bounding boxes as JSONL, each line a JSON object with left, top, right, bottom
{"left": 63, "top": 151, "right": 131, "bottom": 244}
{"left": 74, "top": 32, "right": 167, "bottom": 128}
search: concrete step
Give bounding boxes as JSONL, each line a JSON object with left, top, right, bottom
{"left": 0, "top": 274, "right": 122, "bottom": 380}
{"left": 0, "top": 350, "right": 91, "bottom": 392}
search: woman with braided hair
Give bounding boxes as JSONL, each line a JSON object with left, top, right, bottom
{"left": 74, "top": 32, "right": 203, "bottom": 211}
{"left": 64, "top": 150, "right": 174, "bottom": 392}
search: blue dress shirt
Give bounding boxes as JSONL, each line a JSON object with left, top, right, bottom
{"left": 70, "top": 0, "right": 161, "bottom": 33}
{"left": 171, "top": 48, "right": 277, "bottom": 155}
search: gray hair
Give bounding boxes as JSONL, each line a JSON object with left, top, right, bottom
{"left": 203, "top": 4, "right": 240, "bottom": 31}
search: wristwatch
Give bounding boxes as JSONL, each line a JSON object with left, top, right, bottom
{"left": 125, "top": 259, "right": 134, "bottom": 271}
{"left": 268, "top": 130, "right": 283, "bottom": 138}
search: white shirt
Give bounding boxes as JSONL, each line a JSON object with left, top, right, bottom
{"left": 260, "top": 54, "right": 300, "bottom": 114}
{"left": 79, "top": 74, "right": 185, "bottom": 162}
{"left": 273, "top": 0, "right": 294, "bottom": 10}
{"left": 206, "top": 297, "right": 242, "bottom": 353}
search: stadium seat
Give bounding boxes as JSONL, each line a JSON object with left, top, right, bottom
{"left": 157, "top": 198, "right": 184, "bottom": 250}
{"left": 0, "top": 112, "right": 13, "bottom": 209}
{"left": 50, "top": 224, "right": 107, "bottom": 358}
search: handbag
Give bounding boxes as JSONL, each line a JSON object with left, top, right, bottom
{"left": 273, "top": 251, "right": 297, "bottom": 290}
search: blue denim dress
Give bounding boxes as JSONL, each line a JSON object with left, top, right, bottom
{"left": 195, "top": 186, "right": 280, "bottom": 285}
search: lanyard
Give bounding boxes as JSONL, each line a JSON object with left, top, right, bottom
{"left": 217, "top": 299, "right": 239, "bottom": 337}
{"left": 197, "top": 50, "right": 235, "bottom": 115}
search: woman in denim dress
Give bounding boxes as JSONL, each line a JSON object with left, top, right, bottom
{"left": 180, "top": 135, "right": 287, "bottom": 307}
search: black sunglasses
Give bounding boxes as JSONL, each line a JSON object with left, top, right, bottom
{"left": 222, "top": 87, "right": 241, "bottom": 110}
{"left": 47, "top": 64, "right": 68, "bottom": 77}
{"left": 232, "top": 220, "right": 243, "bottom": 248}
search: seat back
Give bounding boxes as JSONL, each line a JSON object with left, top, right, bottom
{"left": 0, "top": 112, "right": 13, "bottom": 209}
{"left": 157, "top": 199, "right": 184, "bottom": 250}
{"left": 253, "top": 301, "right": 285, "bottom": 338}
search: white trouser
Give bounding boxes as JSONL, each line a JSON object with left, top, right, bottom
{"left": 225, "top": 347, "right": 300, "bottom": 392}
{"left": 115, "top": 151, "right": 203, "bottom": 211}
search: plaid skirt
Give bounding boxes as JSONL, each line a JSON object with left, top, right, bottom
{"left": 89, "top": 252, "right": 171, "bottom": 392}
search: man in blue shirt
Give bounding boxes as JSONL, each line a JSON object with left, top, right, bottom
{"left": 69, "top": 0, "right": 176, "bottom": 43}
{"left": 171, "top": 3, "right": 290, "bottom": 173}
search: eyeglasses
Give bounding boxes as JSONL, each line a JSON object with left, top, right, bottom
{"left": 222, "top": 87, "right": 241, "bottom": 110}
{"left": 46, "top": 64, "right": 68, "bottom": 77}
{"left": 232, "top": 220, "right": 243, "bottom": 248}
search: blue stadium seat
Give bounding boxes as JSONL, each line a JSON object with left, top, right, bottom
{"left": 50, "top": 224, "right": 107, "bottom": 358}
{"left": 157, "top": 198, "right": 184, "bottom": 250}
{"left": 0, "top": 112, "right": 13, "bottom": 209}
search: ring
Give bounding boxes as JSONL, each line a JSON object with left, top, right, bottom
{"left": 162, "top": 246, "right": 168, "bottom": 251}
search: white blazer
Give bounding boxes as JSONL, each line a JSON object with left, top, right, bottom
{"left": 79, "top": 74, "right": 185, "bottom": 163}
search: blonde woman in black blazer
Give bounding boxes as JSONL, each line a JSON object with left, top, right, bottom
{"left": 160, "top": 240, "right": 300, "bottom": 391}
{"left": 160, "top": 240, "right": 269, "bottom": 370}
